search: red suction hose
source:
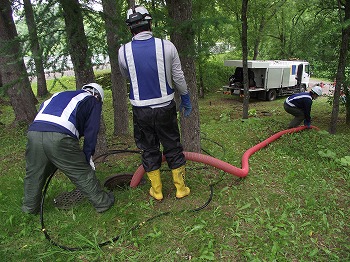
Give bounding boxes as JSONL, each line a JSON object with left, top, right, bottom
{"left": 130, "top": 125, "right": 319, "bottom": 187}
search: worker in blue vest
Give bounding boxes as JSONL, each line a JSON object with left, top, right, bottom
{"left": 284, "top": 85, "right": 322, "bottom": 128}
{"left": 118, "top": 5, "right": 192, "bottom": 201}
{"left": 22, "top": 83, "right": 115, "bottom": 214}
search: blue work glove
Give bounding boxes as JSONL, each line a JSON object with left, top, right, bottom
{"left": 179, "top": 93, "right": 192, "bottom": 117}
{"left": 304, "top": 119, "right": 311, "bottom": 128}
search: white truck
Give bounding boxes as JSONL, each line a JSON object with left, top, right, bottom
{"left": 222, "top": 60, "right": 310, "bottom": 101}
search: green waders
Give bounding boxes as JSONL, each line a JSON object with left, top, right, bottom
{"left": 22, "top": 131, "right": 114, "bottom": 214}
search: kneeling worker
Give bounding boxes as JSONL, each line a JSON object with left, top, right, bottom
{"left": 284, "top": 85, "right": 322, "bottom": 128}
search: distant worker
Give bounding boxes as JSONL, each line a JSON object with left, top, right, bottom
{"left": 22, "top": 83, "right": 115, "bottom": 214}
{"left": 284, "top": 85, "right": 322, "bottom": 128}
{"left": 118, "top": 5, "right": 192, "bottom": 201}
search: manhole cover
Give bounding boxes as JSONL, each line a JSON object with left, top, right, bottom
{"left": 53, "top": 189, "right": 85, "bottom": 210}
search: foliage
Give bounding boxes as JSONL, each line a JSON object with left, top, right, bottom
{"left": 0, "top": 83, "right": 349, "bottom": 261}
{"left": 197, "top": 53, "right": 233, "bottom": 93}
{"left": 95, "top": 71, "right": 112, "bottom": 90}
{"left": 8, "top": 0, "right": 349, "bottom": 82}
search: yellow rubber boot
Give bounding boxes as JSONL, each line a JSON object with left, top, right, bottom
{"left": 172, "top": 166, "right": 190, "bottom": 198}
{"left": 147, "top": 169, "right": 163, "bottom": 200}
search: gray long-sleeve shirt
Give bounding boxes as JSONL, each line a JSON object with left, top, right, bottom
{"left": 118, "top": 31, "right": 188, "bottom": 97}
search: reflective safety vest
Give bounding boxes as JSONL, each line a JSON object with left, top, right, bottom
{"left": 33, "top": 90, "right": 92, "bottom": 138}
{"left": 123, "top": 37, "right": 174, "bottom": 107}
{"left": 285, "top": 93, "right": 312, "bottom": 108}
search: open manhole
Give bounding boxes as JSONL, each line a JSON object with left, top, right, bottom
{"left": 103, "top": 173, "right": 146, "bottom": 191}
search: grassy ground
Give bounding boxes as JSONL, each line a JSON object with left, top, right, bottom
{"left": 0, "top": 85, "right": 349, "bottom": 261}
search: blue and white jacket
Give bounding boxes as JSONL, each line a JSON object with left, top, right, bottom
{"left": 28, "top": 90, "right": 102, "bottom": 161}
{"left": 285, "top": 92, "right": 313, "bottom": 122}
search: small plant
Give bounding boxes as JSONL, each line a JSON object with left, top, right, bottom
{"left": 339, "top": 155, "right": 350, "bottom": 166}
{"left": 248, "top": 108, "right": 257, "bottom": 117}
{"left": 219, "top": 112, "right": 231, "bottom": 122}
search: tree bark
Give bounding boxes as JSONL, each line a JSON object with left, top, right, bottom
{"left": 59, "top": 0, "right": 107, "bottom": 155}
{"left": 166, "top": 0, "right": 201, "bottom": 153}
{"left": 102, "top": 0, "right": 129, "bottom": 136}
{"left": 329, "top": 0, "right": 350, "bottom": 133}
{"left": 242, "top": 0, "right": 249, "bottom": 119}
{"left": 0, "top": 0, "right": 37, "bottom": 125}
{"left": 23, "top": 0, "right": 48, "bottom": 97}
{"left": 59, "top": 0, "right": 95, "bottom": 88}
{"left": 127, "top": 0, "right": 135, "bottom": 8}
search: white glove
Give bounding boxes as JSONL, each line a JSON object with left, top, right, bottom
{"left": 89, "top": 157, "right": 95, "bottom": 170}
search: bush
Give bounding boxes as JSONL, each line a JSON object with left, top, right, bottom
{"left": 95, "top": 71, "right": 112, "bottom": 90}
{"left": 197, "top": 54, "right": 233, "bottom": 93}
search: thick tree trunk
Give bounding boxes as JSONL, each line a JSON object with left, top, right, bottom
{"left": 102, "top": 0, "right": 129, "bottom": 136}
{"left": 329, "top": 0, "right": 350, "bottom": 133}
{"left": 59, "top": 0, "right": 95, "bottom": 88}
{"left": 166, "top": 0, "right": 201, "bottom": 153}
{"left": 0, "top": 0, "right": 37, "bottom": 125}
{"left": 23, "top": 0, "right": 48, "bottom": 97}
{"left": 59, "top": 0, "right": 107, "bottom": 155}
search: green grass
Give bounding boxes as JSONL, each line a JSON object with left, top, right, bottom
{"left": 0, "top": 88, "right": 349, "bottom": 261}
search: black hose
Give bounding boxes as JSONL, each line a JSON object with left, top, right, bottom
{"left": 39, "top": 149, "right": 220, "bottom": 251}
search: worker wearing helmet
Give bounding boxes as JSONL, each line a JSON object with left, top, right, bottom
{"left": 118, "top": 5, "right": 192, "bottom": 201}
{"left": 22, "top": 83, "right": 115, "bottom": 214}
{"left": 284, "top": 85, "right": 322, "bottom": 128}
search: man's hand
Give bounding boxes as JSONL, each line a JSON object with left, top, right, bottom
{"left": 179, "top": 93, "right": 192, "bottom": 117}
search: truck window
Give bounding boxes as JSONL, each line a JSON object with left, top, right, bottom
{"left": 291, "top": 65, "right": 297, "bottom": 75}
{"left": 305, "top": 64, "right": 310, "bottom": 75}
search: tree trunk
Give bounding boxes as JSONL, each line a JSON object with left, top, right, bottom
{"left": 59, "top": 0, "right": 107, "bottom": 155}
{"left": 198, "top": 61, "right": 204, "bottom": 99}
{"left": 166, "top": 0, "right": 201, "bottom": 153}
{"left": 127, "top": 0, "right": 135, "bottom": 8}
{"left": 252, "top": 20, "right": 264, "bottom": 60}
{"left": 102, "top": 0, "right": 129, "bottom": 136}
{"left": 95, "top": 114, "right": 108, "bottom": 155}
{"left": 197, "top": 32, "right": 204, "bottom": 99}
{"left": 242, "top": 0, "right": 249, "bottom": 119}
{"left": 23, "top": 0, "right": 48, "bottom": 97}
{"left": 59, "top": 0, "right": 95, "bottom": 88}
{"left": 0, "top": 0, "right": 37, "bottom": 125}
{"left": 345, "top": 86, "right": 350, "bottom": 125}
{"left": 329, "top": 0, "right": 350, "bottom": 134}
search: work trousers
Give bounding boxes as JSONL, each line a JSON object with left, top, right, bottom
{"left": 132, "top": 100, "right": 186, "bottom": 172}
{"left": 284, "top": 102, "right": 305, "bottom": 128}
{"left": 22, "top": 131, "right": 114, "bottom": 214}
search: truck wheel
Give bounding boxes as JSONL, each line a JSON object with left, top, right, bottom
{"left": 266, "top": 89, "right": 277, "bottom": 101}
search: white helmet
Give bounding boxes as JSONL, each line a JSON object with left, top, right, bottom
{"left": 126, "top": 5, "right": 152, "bottom": 29}
{"left": 82, "top": 83, "right": 104, "bottom": 102}
{"left": 311, "top": 85, "right": 322, "bottom": 96}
